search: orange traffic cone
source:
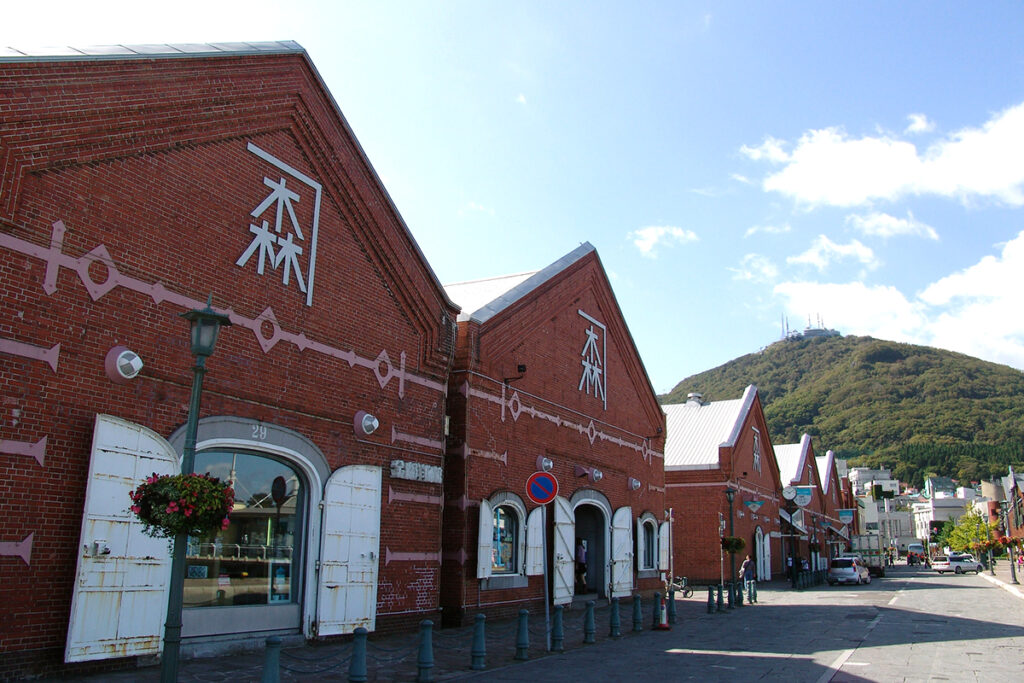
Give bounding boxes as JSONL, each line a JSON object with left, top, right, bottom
{"left": 655, "top": 595, "right": 671, "bottom": 630}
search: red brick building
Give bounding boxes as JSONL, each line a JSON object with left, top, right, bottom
{"left": 775, "top": 434, "right": 838, "bottom": 572}
{"left": 663, "top": 386, "right": 782, "bottom": 585}
{"left": 815, "top": 449, "right": 852, "bottom": 558}
{"left": 440, "top": 244, "right": 667, "bottom": 625}
{"left": 0, "top": 43, "right": 459, "bottom": 678}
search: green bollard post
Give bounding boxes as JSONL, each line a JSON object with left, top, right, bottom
{"left": 260, "top": 636, "right": 281, "bottom": 683}
{"left": 667, "top": 589, "right": 677, "bottom": 624}
{"left": 349, "top": 628, "right": 368, "bottom": 683}
{"left": 609, "top": 597, "right": 621, "bottom": 637}
{"left": 515, "top": 609, "right": 530, "bottom": 660}
{"left": 417, "top": 620, "right": 434, "bottom": 683}
{"left": 632, "top": 594, "right": 643, "bottom": 631}
{"left": 584, "top": 600, "right": 596, "bottom": 644}
{"left": 551, "top": 605, "right": 564, "bottom": 653}
{"left": 470, "top": 614, "right": 486, "bottom": 671}
{"left": 707, "top": 586, "right": 715, "bottom": 613}
{"left": 716, "top": 584, "right": 724, "bottom": 612}
{"left": 652, "top": 592, "right": 663, "bottom": 629}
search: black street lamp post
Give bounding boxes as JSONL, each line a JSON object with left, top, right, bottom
{"left": 725, "top": 486, "right": 737, "bottom": 605}
{"left": 160, "top": 299, "right": 232, "bottom": 683}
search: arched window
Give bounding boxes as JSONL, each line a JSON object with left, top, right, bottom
{"left": 187, "top": 450, "right": 306, "bottom": 609}
{"left": 643, "top": 521, "right": 656, "bottom": 568}
{"left": 492, "top": 505, "right": 519, "bottom": 574}
{"left": 636, "top": 511, "right": 659, "bottom": 572}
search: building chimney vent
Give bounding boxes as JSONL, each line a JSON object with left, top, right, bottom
{"left": 686, "top": 392, "right": 704, "bottom": 405}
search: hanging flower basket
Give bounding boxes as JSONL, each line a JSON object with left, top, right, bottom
{"left": 721, "top": 536, "right": 746, "bottom": 554}
{"left": 129, "top": 472, "right": 234, "bottom": 539}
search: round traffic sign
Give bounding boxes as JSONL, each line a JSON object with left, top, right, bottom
{"left": 526, "top": 471, "right": 559, "bottom": 505}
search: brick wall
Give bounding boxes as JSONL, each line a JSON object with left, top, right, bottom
{"left": 0, "top": 52, "right": 457, "bottom": 678}
{"left": 440, "top": 249, "right": 667, "bottom": 625}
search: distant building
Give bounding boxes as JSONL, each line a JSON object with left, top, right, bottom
{"left": 924, "top": 477, "right": 958, "bottom": 499}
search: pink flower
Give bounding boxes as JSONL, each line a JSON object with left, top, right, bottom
{"left": 221, "top": 518, "right": 230, "bottom": 530}
{"left": 130, "top": 505, "right": 141, "bottom": 514}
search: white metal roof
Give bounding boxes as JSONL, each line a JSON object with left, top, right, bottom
{"left": 444, "top": 272, "right": 537, "bottom": 322}
{"left": 774, "top": 434, "right": 811, "bottom": 484}
{"left": 0, "top": 41, "right": 304, "bottom": 61}
{"left": 444, "top": 242, "right": 595, "bottom": 323}
{"left": 662, "top": 385, "right": 757, "bottom": 469}
{"left": 815, "top": 450, "right": 835, "bottom": 494}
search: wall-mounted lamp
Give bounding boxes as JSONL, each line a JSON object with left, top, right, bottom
{"left": 503, "top": 363, "right": 527, "bottom": 385}
{"left": 628, "top": 477, "right": 642, "bottom": 491}
{"left": 536, "top": 455, "right": 554, "bottom": 472}
{"left": 574, "top": 465, "right": 603, "bottom": 482}
{"left": 354, "top": 410, "right": 379, "bottom": 436}
{"left": 105, "top": 345, "right": 144, "bottom": 384}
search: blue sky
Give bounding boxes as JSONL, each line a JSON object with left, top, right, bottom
{"left": 6, "top": 2, "right": 1024, "bottom": 393}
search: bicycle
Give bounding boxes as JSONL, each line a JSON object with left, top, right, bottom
{"left": 666, "top": 575, "right": 693, "bottom": 598}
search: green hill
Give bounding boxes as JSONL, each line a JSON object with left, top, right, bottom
{"left": 659, "top": 335, "right": 1024, "bottom": 488}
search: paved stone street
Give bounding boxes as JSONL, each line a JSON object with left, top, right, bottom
{"left": 49, "top": 560, "right": 1024, "bottom": 682}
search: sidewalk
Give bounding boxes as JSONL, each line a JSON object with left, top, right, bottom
{"left": 979, "top": 555, "right": 1024, "bottom": 600}
{"left": 49, "top": 583, "right": 788, "bottom": 683}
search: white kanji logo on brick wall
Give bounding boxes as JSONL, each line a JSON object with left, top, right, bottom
{"left": 236, "top": 142, "right": 323, "bottom": 307}
{"left": 577, "top": 310, "right": 607, "bottom": 409}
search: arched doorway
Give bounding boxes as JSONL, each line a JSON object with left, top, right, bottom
{"left": 574, "top": 504, "right": 606, "bottom": 597}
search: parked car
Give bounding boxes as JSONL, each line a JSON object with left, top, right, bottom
{"left": 932, "top": 554, "right": 984, "bottom": 574}
{"left": 828, "top": 557, "right": 871, "bottom": 585}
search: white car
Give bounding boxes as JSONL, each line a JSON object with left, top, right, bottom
{"left": 828, "top": 557, "right": 871, "bottom": 585}
{"left": 932, "top": 554, "right": 984, "bottom": 574}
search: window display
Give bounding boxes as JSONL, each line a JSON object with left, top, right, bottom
{"left": 183, "top": 451, "right": 304, "bottom": 608}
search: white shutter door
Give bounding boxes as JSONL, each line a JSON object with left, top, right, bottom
{"left": 525, "top": 507, "right": 544, "bottom": 576}
{"left": 65, "top": 415, "right": 178, "bottom": 663}
{"left": 610, "top": 506, "right": 633, "bottom": 598}
{"left": 316, "top": 465, "right": 381, "bottom": 636}
{"left": 658, "top": 521, "right": 670, "bottom": 571}
{"left": 552, "top": 496, "right": 574, "bottom": 605}
{"left": 635, "top": 518, "right": 646, "bottom": 569}
{"left": 476, "top": 499, "right": 493, "bottom": 580}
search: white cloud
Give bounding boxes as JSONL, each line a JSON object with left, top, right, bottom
{"left": 773, "top": 230, "right": 1024, "bottom": 372}
{"left": 744, "top": 223, "right": 791, "bottom": 238}
{"left": 739, "top": 136, "right": 789, "bottom": 164}
{"left": 516, "top": 93, "right": 527, "bottom": 105}
{"left": 731, "top": 173, "right": 753, "bottom": 185}
{"left": 749, "top": 101, "right": 1024, "bottom": 207}
{"left": 628, "top": 225, "right": 698, "bottom": 258}
{"left": 774, "top": 280, "right": 926, "bottom": 343}
{"left": 458, "top": 201, "right": 495, "bottom": 217}
{"left": 787, "top": 235, "right": 879, "bottom": 271}
{"left": 846, "top": 211, "right": 939, "bottom": 240}
{"left": 905, "top": 113, "right": 935, "bottom": 135}
{"left": 730, "top": 254, "right": 778, "bottom": 283}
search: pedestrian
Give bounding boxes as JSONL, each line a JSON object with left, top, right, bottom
{"left": 739, "top": 554, "right": 756, "bottom": 603}
{"left": 575, "top": 539, "right": 587, "bottom": 593}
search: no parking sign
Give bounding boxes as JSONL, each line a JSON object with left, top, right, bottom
{"left": 526, "top": 471, "right": 559, "bottom": 505}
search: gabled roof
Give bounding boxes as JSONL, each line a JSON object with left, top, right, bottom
{"left": 0, "top": 41, "right": 458, "bottom": 323}
{"left": 663, "top": 385, "right": 757, "bottom": 469}
{"left": 0, "top": 41, "right": 303, "bottom": 60}
{"left": 445, "top": 243, "right": 594, "bottom": 323}
{"left": 775, "top": 434, "right": 813, "bottom": 485}
{"left": 815, "top": 450, "right": 836, "bottom": 495}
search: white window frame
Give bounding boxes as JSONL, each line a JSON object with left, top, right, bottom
{"left": 752, "top": 427, "right": 762, "bottom": 473}
{"left": 479, "top": 492, "right": 529, "bottom": 589}
{"left": 636, "top": 511, "right": 659, "bottom": 576}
